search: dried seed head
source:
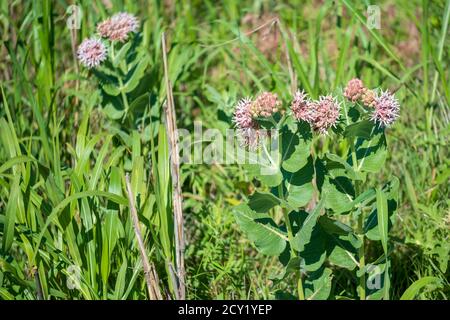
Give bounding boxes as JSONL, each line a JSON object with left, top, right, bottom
{"left": 344, "top": 78, "right": 365, "bottom": 102}
{"left": 77, "top": 38, "right": 107, "bottom": 68}
{"left": 309, "top": 95, "right": 341, "bottom": 134}
{"left": 250, "top": 92, "right": 281, "bottom": 118}
{"left": 97, "top": 12, "right": 139, "bottom": 42}
{"left": 371, "top": 90, "right": 400, "bottom": 127}
{"left": 361, "top": 88, "right": 377, "bottom": 107}
{"left": 291, "top": 90, "right": 313, "bottom": 122}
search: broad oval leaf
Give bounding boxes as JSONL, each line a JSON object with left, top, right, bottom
{"left": 244, "top": 146, "right": 283, "bottom": 187}
{"left": 285, "top": 156, "right": 314, "bottom": 208}
{"left": 322, "top": 176, "right": 355, "bottom": 214}
{"left": 344, "top": 120, "right": 375, "bottom": 139}
{"left": 291, "top": 198, "right": 324, "bottom": 252}
{"left": 304, "top": 267, "right": 333, "bottom": 300}
{"left": 248, "top": 191, "right": 280, "bottom": 213}
{"left": 233, "top": 204, "right": 287, "bottom": 256}
{"left": 124, "top": 57, "right": 149, "bottom": 93}
{"left": 102, "top": 83, "right": 121, "bottom": 96}
{"left": 281, "top": 128, "right": 310, "bottom": 173}
{"left": 352, "top": 131, "right": 387, "bottom": 173}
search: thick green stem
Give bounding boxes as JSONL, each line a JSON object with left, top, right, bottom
{"left": 279, "top": 189, "right": 305, "bottom": 300}
{"left": 277, "top": 131, "right": 305, "bottom": 300}
{"left": 297, "top": 274, "right": 305, "bottom": 300}
{"left": 119, "top": 78, "right": 130, "bottom": 123}
{"left": 350, "top": 137, "right": 366, "bottom": 300}
{"left": 119, "top": 77, "right": 130, "bottom": 110}
{"left": 357, "top": 213, "right": 366, "bottom": 300}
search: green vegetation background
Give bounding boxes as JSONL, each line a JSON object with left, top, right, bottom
{"left": 0, "top": 0, "right": 448, "bottom": 299}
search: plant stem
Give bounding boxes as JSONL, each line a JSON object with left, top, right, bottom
{"left": 297, "top": 274, "right": 306, "bottom": 300}
{"left": 279, "top": 191, "right": 305, "bottom": 300}
{"left": 357, "top": 212, "right": 366, "bottom": 300}
{"left": 118, "top": 77, "right": 130, "bottom": 122}
{"left": 350, "top": 137, "right": 366, "bottom": 300}
{"left": 277, "top": 131, "right": 305, "bottom": 300}
{"left": 279, "top": 195, "right": 295, "bottom": 257}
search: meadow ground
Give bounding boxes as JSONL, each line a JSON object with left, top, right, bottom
{"left": 0, "top": 0, "right": 448, "bottom": 300}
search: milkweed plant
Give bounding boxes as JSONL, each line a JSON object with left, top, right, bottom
{"left": 77, "top": 12, "right": 151, "bottom": 124}
{"left": 232, "top": 79, "right": 400, "bottom": 300}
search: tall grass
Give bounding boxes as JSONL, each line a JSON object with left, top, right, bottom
{"left": 0, "top": 0, "right": 448, "bottom": 299}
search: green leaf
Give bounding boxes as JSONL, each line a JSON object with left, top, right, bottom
{"left": 113, "top": 42, "right": 132, "bottom": 67}
{"left": 351, "top": 188, "right": 376, "bottom": 208}
{"left": 300, "top": 227, "right": 327, "bottom": 272}
{"left": 124, "top": 57, "right": 149, "bottom": 93}
{"left": 286, "top": 183, "right": 313, "bottom": 209}
{"left": 325, "top": 153, "right": 365, "bottom": 181}
{"left": 281, "top": 128, "right": 310, "bottom": 173}
{"left": 114, "top": 257, "right": 128, "bottom": 299}
{"left": 285, "top": 157, "right": 314, "bottom": 208}
{"left": 244, "top": 163, "right": 282, "bottom": 188}
{"left": 292, "top": 198, "right": 324, "bottom": 252}
{"left": 0, "top": 288, "right": 14, "bottom": 300}
{"left": 0, "top": 156, "right": 35, "bottom": 176}
{"left": 353, "top": 131, "right": 387, "bottom": 173}
{"left": 400, "top": 277, "right": 442, "bottom": 300}
{"left": 32, "top": 191, "right": 128, "bottom": 264}
{"left": 322, "top": 176, "right": 354, "bottom": 214}
{"left": 304, "top": 267, "right": 333, "bottom": 300}
{"left": 317, "top": 156, "right": 356, "bottom": 214}
{"left": 234, "top": 204, "right": 287, "bottom": 256}
{"left": 270, "top": 257, "right": 301, "bottom": 282}
{"left": 376, "top": 187, "right": 389, "bottom": 255}
{"left": 101, "top": 210, "right": 123, "bottom": 286}
{"left": 102, "top": 83, "right": 121, "bottom": 96}
{"left": 328, "top": 242, "right": 358, "bottom": 270}
{"left": 365, "top": 177, "right": 399, "bottom": 240}
{"left": 344, "top": 120, "right": 375, "bottom": 139}
{"left": 319, "top": 216, "right": 353, "bottom": 236}
{"left": 129, "top": 93, "right": 150, "bottom": 114}
{"left": 248, "top": 191, "right": 280, "bottom": 213}
{"left": 2, "top": 175, "right": 24, "bottom": 253}
{"left": 103, "top": 103, "right": 125, "bottom": 120}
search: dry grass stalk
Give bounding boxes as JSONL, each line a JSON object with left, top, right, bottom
{"left": 125, "top": 174, "right": 163, "bottom": 300}
{"left": 161, "top": 32, "right": 186, "bottom": 300}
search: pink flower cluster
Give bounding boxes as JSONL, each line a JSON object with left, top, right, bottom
{"left": 234, "top": 79, "right": 400, "bottom": 146}
{"left": 290, "top": 90, "right": 313, "bottom": 123}
{"left": 344, "top": 78, "right": 365, "bottom": 102}
{"left": 370, "top": 90, "right": 400, "bottom": 127}
{"left": 233, "top": 92, "right": 281, "bottom": 149}
{"left": 249, "top": 92, "right": 281, "bottom": 118}
{"left": 309, "top": 96, "right": 341, "bottom": 134}
{"left": 343, "top": 78, "right": 400, "bottom": 127}
{"left": 77, "top": 12, "right": 139, "bottom": 68}
{"left": 290, "top": 91, "right": 340, "bottom": 134}
{"left": 97, "top": 12, "right": 139, "bottom": 42}
{"left": 233, "top": 98, "right": 255, "bottom": 129}
{"left": 77, "top": 38, "right": 107, "bottom": 68}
